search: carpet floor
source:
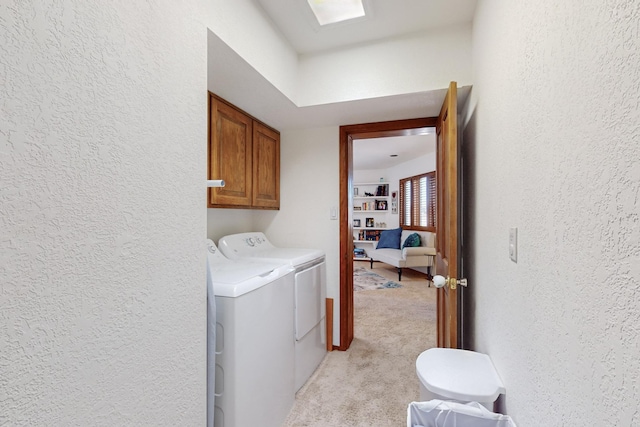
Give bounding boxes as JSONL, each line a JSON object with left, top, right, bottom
{"left": 282, "top": 263, "right": 437, "bottom": 427}
{"left": 353, "top": 266, "right": 402, "bottom": 291}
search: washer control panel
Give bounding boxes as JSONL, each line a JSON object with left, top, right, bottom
{"left": 218, "top": 232, "right": 275, "bottom": 259}
{"left": 244, "top": 235, "right": 266, "bottom": 247}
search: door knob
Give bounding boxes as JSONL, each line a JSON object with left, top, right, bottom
{"left": 433, "top": 275, "right": 468, "bottom": 290}
{"left": 433, "top": 275, "right": 447, "bottom": 288}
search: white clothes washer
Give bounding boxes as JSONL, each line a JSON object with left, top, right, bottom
{"left": 217, "top": 232, "right": 327, "bottom": 392}
{"left": 206, "top": 244, "right": 216, "bottom": 427}
{"left": 206, "top": 239, "right": 295, "bottom": 427}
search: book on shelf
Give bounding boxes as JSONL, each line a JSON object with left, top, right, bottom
{"left": 375, "top": 185, "right": 389, "bottom": 196}
{"left": 356, "top": 229, "right": 382, "bottom": 241}
{"left": 364, "top": 230, "right": 381, "bottom": 241}
{"left": 353, "top": 248, "right": 366, "bottom": 258}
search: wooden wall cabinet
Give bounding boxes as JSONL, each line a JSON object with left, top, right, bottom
{"left": 208, "top": 94, "right": 280, "bottom": 209}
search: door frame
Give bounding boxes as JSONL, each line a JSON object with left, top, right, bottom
{"left": 337, "top": 118, "right": 437, "bottom": 350}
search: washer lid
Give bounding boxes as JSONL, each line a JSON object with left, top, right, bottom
{"left": 416, "top": 348, "right": 506, "bottom": 403}
{"left": 208, "top": 260, "right": 292, "bottom": 298}
{"left": 207, "top": 239, "right": 291, "bottom": 297}
{"left": 218, "top": 232, "right": 324, "bottom": 267}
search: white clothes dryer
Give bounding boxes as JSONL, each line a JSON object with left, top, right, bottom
{"left": 206, "top": 239, "right": 295, "bottom": 427}
{"left": 217, "top": 232, "right": 327, "bottom": 392}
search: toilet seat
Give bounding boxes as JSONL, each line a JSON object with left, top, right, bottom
{"left": 416, "top": 348, "right": 505, "bottom": 404}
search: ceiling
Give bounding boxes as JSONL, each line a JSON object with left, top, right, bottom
{"left": 253, "top": 0, "right": 477, "bottom": 55}
{"left": 354, "top": 133, "right": 436, "bottom": 170}
{"left": 208, "top": 1, "right": 474, "bottom": 169}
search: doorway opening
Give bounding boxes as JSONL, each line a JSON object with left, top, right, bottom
{"left": 337, "top": 118, "right": 437, "bottom": 350}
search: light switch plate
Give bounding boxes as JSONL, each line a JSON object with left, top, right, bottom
{"left": 509, "top": 227, "right": 518, "bottom": 263}
{"left": 330, "top": 206, "right": 338, "bottom": 220}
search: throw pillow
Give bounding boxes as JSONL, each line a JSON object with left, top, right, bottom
{"left": 376, "top": 227, "right": 402, "bottom": 249}
{"left": 402, "top": 232, "right": 421, "bottom": 249}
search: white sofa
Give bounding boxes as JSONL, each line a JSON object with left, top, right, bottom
{"left": 368, "top": 230, "right": 436, "bottom": 282}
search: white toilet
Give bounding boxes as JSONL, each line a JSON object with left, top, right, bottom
{"left": 416, "top": 348, "right": 506, "bottom": 411}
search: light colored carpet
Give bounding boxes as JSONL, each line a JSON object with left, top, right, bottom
{"left": 283, "top": 263, "right": 437, "bottom": 427}
{"left": 353, "top": 266, "right": 402, "bottom": 291}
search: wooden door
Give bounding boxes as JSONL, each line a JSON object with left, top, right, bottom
{"left": 435, "top": 82, "right": 460, "bottom": 348}
{"left": 252, "top": 122, "right": 280, "bottom": 209}
{"left": 209, "top": 96, "right": 253, "bottom": 207}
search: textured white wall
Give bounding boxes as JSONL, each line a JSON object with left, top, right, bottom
{"left": 1, "top": 1, "right": 209, "bottom": 425}
{"left": 465, "top": 1, "right": 640, "bottom": 425}
{"left": 297, "top": 24, "right": 473, "bottom": 106}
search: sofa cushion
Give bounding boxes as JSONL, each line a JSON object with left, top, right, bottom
{"left": 376, "top": 227, "right": 402, "bottom": 249}
{"left": 401, "top": 230, "right": 436, "bottom": 248}
{"left": 402, "top": 232, "right": 421, "bottom": 249}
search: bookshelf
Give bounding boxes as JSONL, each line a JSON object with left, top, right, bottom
{"left": 352, "top": 182, "right": 391, "bottom": 260}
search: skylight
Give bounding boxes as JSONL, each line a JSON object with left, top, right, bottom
{"left": 307, "top": 0, "right": 366, "bottom": 26}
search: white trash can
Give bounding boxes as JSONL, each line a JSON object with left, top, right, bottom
{"left": 416, "top": 348, "right": 506, "bottom": 411}
{"left": 407, "top": 400, "right": 516, "bottom": 427}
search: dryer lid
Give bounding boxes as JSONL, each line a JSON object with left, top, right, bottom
{"left": 234, "top": 247, "right": 324, "bottom": 267}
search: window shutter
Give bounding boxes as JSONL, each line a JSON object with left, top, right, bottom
{"left": 411, "top": 176, "right": 419, "bottom": 228}
{"left": 398, "top": 171, "right": 436, "bottom": 232}
{"left": 403, "top": 180, "right": 412, "bottom": 226}
{"left": 428, "top": 173, "right": 436, "bottom": 228}
{"left": 418, "top": 176, "right": 427, "bottom": 227}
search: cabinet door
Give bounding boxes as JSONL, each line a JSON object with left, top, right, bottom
{"left": 209, "top": 97, "right": 253, "bottom": 207}
{"left": 252, "top": 121, "right": 280, "bottom": 209}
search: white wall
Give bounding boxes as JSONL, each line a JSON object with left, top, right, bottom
{"left": 297, "top": 23, "right": 473, "bottom": 106}
{"left": 207, "top": 0, "right": 299, "bottom": 101}
{"left": 465, "top": 1, "right": 640, "bottom": 425}
{"left": 253, "top": 127, "right": 341, "bottom": 344}
{"left": 0, "top": 1, "right": 210, "bottom": 425}
{"left": 353, "top": 169, "right": 388, "bottom": 184}
{"left": 387, "top": 152, "right": 436, "bottom": 188}
{"left": 205, "top": 4, "right": 472, "bottom": 108}
{"left": 207, "top": 209, "right": 255, "bottom": 243}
